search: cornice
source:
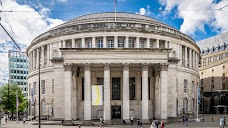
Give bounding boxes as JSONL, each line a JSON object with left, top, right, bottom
{"left": 199, "top": 58, "right": 228, "bottom": 71}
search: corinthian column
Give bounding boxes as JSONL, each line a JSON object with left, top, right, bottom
{"left": 123, "top": 63, "right": 130, "bottom": 120}
{"left": 142, "top": 63, "right": 149, "bottom": 120}
{"left": 160, "top": 63, "right": 168, "bottom": 120}
{"left": 84, "top": 63, "right": 91, "bottom": 120}
{"left": 103, "top": 63, "right": 111, "bottom": 120}
{"left": 63, "top": 63, "right": 73, "bottom": 125}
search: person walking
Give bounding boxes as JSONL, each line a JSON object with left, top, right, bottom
{"left": 160, "top": 120, "right": 165, "bottom": 128}
{"left": 130, "top": 115, "right": 134, "bottom": 125}
{"left": 182, "top": 115, "right": 185, "bottom": 124}
{"left": 4, "top": 114, "right": 7, "bottom": 124}
{"left": 185, "top": 116, "right": 188, "bottom": 126}
{"left": 220, "top": 117, "right": 224, "bottom": 128}
{"left": 224, "top": 117, "right": 226, "bottom": 127}
{"left": 150, "top": 120, "right": 156, "bottom": 128}
{"left": 100, "top": 117, "right": 104, "bottom": 128}
{"left": 23, "top": 116, "right": 26, "bottom": 125}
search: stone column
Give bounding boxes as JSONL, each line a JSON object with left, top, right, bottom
{"left": 32, "top": 50, "right": 35, "bottom": 70}
{"left": 142, "top": 63, "right": 149, "bottom": 120}
{"left": 125, "top": 36, "right": 129, "bottom": 48}
{"left": 189, "top": 49, "right": 192, "bottom": 69}
{"left": 36, "top": 48, "right": 39, "bottom": 69}
{"left": 58, "top": 41, "right": 62, "bottom": 57}
{"left": 47, "top": 44, "right": 50, "bottom": 66}
{"left": 179, "top": 44, "right": 182, "bottom": 66}
{"left": 103, "top": 36, "right": 107, "bottom": 48}
{"left": 50, "top": 43, "right": 53, "bottom": 66}
{"left": 154, "top": 65, "right": 160, "bottom": 119}
{"left": 84, "top": 63, "right": 91, "bottom": 120}
{"left": 196, "top": 54, "right": 199, "bottom": 71}
{"left": 146, "top": 38, "right": 150, "bottom": 48}
{"left": 185, "top": 46, "right": 188, "bottom": 67}
{"left": 63, "top": 40, "right": 66, "bottom": 48}
{"left": 72, "top": 39, "right": 75, "bottom": 48}
{"left": 160, "top": 63, "right": 168, "bottom": 120}
{"left": 41, "top": 46, "right": 44, "bottom": 68}
{"left": 92, "top": 37, "right": 96, "bottom": 48}
{"left": 156, "top": 39, "right": 159, "bottom": 48}
{"left": 103, "top": 64, "right": 111, "bottom": 120}
{"left": 114, "top": 36, "right": 118, "bottom": 48}
{"left": 136, "top": 37, "right": 140, "bottom": 48}
{"left": 63, "top": 63, "right": 73, "bottom": 125}
{"left": 82, "top": 38, "right": 85, "bottom": 48}
{"left": 123, "top": 63, "right": 130, "bottom": 120}
{"left": 193, "top": 51, "right": 195, "bottom": 70}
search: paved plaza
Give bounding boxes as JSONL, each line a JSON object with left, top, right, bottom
{"left": 0, "top": 114, "right": 225, "bottom": 128}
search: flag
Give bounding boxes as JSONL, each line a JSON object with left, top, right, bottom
{"left": 197, "top": 86, "right": 201, "bottom": 104}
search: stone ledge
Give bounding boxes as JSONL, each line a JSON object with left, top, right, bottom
{"left": 63, "top": 120, "right": 74, "bottom": 126}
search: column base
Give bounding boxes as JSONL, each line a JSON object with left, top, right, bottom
{"left": 104, "top": 120, "right": 112, "bottom": 125}
{"left": 160, "top": 119, "right": 169, "bottom": 124}
{"left": 63, "top": 120, "right": 74, "bottom": 126}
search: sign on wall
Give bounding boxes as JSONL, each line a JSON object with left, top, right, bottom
{"left": 92, "top": 85, "right": 103, "bottom": 105}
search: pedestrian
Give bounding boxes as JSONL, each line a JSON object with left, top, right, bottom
{"left": 182, "top": 115, "right": 185, "bottom": 124}
{"left": 122, "top": 119, "right": 126, "bottom": 125}
{"left": 139, "top": 118, "right": 142, "bottom": 128}
{"left": 130, "top": 115, "right": 134, "bottom": 125}
{"left": 160, "top": 120, "right": 165, "bottom": 128}
{"left": 185, "top": 116, "right": 188, "bottom": 126}
{"left": 23, "top": 116, "right": 26, "bottom": 125}
{"left": 150, "top": 120, "right": 156, "bottom": 128}
{"left": 137, "top": 118, "right": 140, "bottom": 127}
{"left": 4, "top": 114, "right": 7, "bottom": 124}
{"left": 100, "top": 117, "right": 104, "bottom": 128}
{"left": 224, "top": 117, "right": 226, "bottom": 127}
{"left": 220, "top": 117, "right": 224, "bottom": 128}
{"left": 155, "top": 120, "right": 159, "bottom": 128}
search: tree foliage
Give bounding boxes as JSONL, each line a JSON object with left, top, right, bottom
{"left": 0, "top": 83, "right": 27, "bottom": 113}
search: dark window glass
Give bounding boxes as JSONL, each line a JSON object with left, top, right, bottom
{"left": 82, "top": 78, "right": 84, "bottom": 100}
{"left": 97, "top": 77, "right": 104, "bottom": 85}
{"left": 112, "top": 77, "right": 121, "bottom": 100}
{"left": 130, "top": 77, "right": 135, "bottom": 100}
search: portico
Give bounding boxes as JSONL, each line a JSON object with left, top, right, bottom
{"left": 55, "top": 48, "right": 173, "bottom": 123}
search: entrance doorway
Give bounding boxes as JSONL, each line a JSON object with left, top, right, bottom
{"left": 111, "top": 106, "right": 121, "bottom": 119}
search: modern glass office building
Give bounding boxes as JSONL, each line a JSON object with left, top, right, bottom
{"left": 8, "top": 50, "right": 28, "bottom": 97}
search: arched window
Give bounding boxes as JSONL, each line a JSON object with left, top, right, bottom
{"left": 41, "top": 100, "right": 46, "bottom": 115}
{"left": 183, "top": 98, "right": 188, "bottom": 113}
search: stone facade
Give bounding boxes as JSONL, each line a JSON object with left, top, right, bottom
{"left": 26, "top": 12, "right": 200, "bottom": 123}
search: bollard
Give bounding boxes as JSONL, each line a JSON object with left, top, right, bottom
{"left": 212, "top": 117, "right": 213, "bottom": 122}
{"left": 78, "top": 125, "right": 81, "bottom": 128}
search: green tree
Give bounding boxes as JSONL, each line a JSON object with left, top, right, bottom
{"left": 0, "top": 83, "right": 27, "bottom": 115}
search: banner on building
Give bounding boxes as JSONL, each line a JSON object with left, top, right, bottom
{"left": 92, "top": 85, "right": 103, "bottom": 105}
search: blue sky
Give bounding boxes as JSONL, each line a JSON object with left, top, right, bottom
{"left": 0, "top": 0, "right": 228, "bottom": 85}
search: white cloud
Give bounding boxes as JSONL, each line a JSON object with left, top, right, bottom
{"left": 136, "top": 5, "right": 151, "bottom": 15}
{"left": 57, "top": 0, "right": 67, "bottom": 2}
{"left": 159, "top": 0, "right": 228, "bottom": 35}
{"left": 0, "top": 0, "right": 64, "bottom": 85}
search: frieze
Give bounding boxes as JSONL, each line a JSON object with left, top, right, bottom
{"left": 64, "top": 63, "right": 72, "bottom": 71}
{"left": 50, "top": 57, "right": 63, "bottom": 63}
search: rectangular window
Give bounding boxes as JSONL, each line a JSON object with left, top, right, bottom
{"left": 108, "top": 39, "right": 114, "bottom": 48}
{"left": 97, "top": 39, "right": 103, "bottom": 48}
{"left": 192, "top": 81, "right": 195, "bottom": 94}
{"left": 128, "top": 39, "right": 135, "bottom": 48}
{"left": 82, "top": 78, "right": 84, "bottom": 100}
{"left": 184, "top": 79, "right": 188, "bottom": 93}
{"left": 118, "top": 39, "right": 124, "bottom": 48}
{"left": 87, "top": 40, "right": 92, "bottom": 48}
{"left": 97, "top": 77, "right": 104, "bottom": 85}
{"left": 129, "top": 77, "right": 135, "bottom": 100}
{"left": 112, "top": 77, "right": 121, "bottom": 100}
{"left": 140, "top": 40, "right": 144, "bottom": 48}
{"left": 150, "top": 41, "right": 153, "bottom": 48}
{"left": 41, "top": 80, "right": 45, "bottom": 94}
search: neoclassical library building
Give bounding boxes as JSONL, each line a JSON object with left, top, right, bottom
{"left": 27, "top": 12, "right": 200, "bottom": 124}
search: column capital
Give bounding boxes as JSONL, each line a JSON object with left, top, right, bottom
{"left": 160, "top": 63, "right": 169, "bottom": 71}
{"left": 141, "top": 63, "right": 149, "bottom": 71}
{"left": 103, "top": 63, "right": 110, "bottom": 71}
{"left": 64, "top": 63, "right": 72, "bottom": 71}
{"left": 123, "top": 63, "right": 130, "bottom": 71}
{"left": 84, "top": 63, "right": 91, "bottom": 71}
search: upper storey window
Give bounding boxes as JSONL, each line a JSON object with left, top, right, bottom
{"left": 97, "top": 39, "right": 103, "bottom": 48}
{"left": 87, "top": 40, "right": 92, "bottom": 48}
{"left": 108, "top": 39, "right": 114, "bottom": 48}
{"left": 129, "top": 39, "right": 135, "bottom": 48}
{"left": 140, "top": 39, "right": 145, "bottom": 48}
{"left": 118, "top": 39, "right": 124, "bottom": 48}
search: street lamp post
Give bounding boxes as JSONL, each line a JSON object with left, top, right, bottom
{"left": 8, "top": 80, "right": 9, "bottom": 115}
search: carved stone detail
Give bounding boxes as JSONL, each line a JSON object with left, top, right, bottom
{"left": 122, "top": 63, "right": 130, "bottom": 71}
{"left": 160, "top": 63, "right": 169, "bottom": 71}
{"left": 141, "top": 63, "right": 149, "bottom": 71}
{"left": 84, "top": 63, "right": 91, "bottom": 71}
{"left": 103, "top": 63, "right": 110, "bottom": 71}
{"left": 63, "top": 63, "right": 72, "bottom": 71}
